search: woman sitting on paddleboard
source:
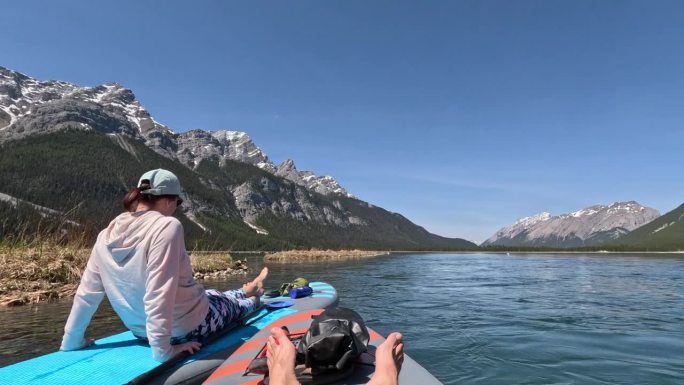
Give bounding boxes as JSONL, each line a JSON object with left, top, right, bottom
{"left": 60, "top": 168, "right": 268, "bottom": 362}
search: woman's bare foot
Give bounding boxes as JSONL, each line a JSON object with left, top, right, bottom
{"left": 367, "top": 332, "right": 404, "bottom": 385}
{"left": 243, "top": 267, "right": 268, "bottom": 297}
{"left": 266, "top": 327, "right": 300, "bottom": 385}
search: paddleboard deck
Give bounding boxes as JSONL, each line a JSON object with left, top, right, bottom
{"left": 0, "top": 282, "right": 338, "bottom": 385}
{"left": 203, "top": 308, "right": 443, "bottom": 385}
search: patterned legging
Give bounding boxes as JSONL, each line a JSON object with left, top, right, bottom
{"left": 132, "top": 289, "right": 256, "bottom": 346}
{"left": 173, "top": 289, "right": 257, "bottom": 344}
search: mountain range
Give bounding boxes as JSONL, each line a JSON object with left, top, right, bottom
{"left": 0, "top": 65, "right": 475, "bottom": 250}
{"left": 482, "top": 201, "right": 661, "bottom": 248}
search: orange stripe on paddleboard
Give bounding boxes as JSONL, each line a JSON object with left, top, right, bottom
{"left": 232, "top": 309, "right": 324, "bottom": 355}
{"left": 264, "top": 309, "right": 323, "bottom": 330}
{"left": 369, "top": 330, "right": 383, "bottom": 340}
{"left": 203, "top": 357, "right": 252, "bottom": 384}
{"left": 233, "top": 327, "right": 310, "bottom": 356}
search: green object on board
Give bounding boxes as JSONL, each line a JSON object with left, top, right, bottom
{"left": 279, "top": 277, "right": 310, "bottom": 295}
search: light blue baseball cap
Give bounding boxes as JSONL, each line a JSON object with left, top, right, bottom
{"left": 137, "top": 169, "right": 182, "bottom": 196}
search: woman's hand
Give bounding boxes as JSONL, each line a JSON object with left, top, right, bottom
{"left": 60, "top": 337, "right": 95, "bottom": 351}
{"left": 172, "top": 341, "right": 202, "bottom": 356}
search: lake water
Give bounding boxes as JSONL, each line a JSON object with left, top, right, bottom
{"left": 1, "top": 253, "right": 683, "bottom": 384}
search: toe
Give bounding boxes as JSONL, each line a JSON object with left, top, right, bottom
{"left": 386, "top": 332, "right": 402, "bottom": 345}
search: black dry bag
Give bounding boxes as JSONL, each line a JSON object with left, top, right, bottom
{"left": 296, "top": 307, "right": 370, "bottom": 376}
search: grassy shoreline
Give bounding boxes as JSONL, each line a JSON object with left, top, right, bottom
{"left": 264, "top": 249, "right": 389, "bottom": 262}
{"left": 0, "top": 246, "right": 89, "bottom": 306}
{"left": 0, "top": 246, "right": 247, "bottom": 307}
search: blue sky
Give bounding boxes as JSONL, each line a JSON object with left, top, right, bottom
{"left": 2, "top": 1, "right": 684, "bottom": 243}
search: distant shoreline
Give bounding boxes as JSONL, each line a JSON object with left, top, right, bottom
{"left": 264, "top": 249, "right": 390, "bottom": 262}
{"left": 388, "top": 250, "right": 684, "bottom": 254}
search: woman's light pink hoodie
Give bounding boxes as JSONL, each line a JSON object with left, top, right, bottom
{"left": 61, "top": 210, "right": 209, "bottom": 362}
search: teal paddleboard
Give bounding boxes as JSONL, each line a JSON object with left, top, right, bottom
{"left": 0, "top": 282, "right": 338, "bottom": 385}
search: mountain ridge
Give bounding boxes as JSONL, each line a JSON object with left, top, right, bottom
{"left": 0, "top": 65, "right": 351, "bottom": 198}
{"left": 482, "top": 201, "right": 660, "bottom": 248}
{"left": 0, "top": 65, "right": 475, "bottom": 250}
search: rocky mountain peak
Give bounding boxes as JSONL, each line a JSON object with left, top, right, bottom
{"left": 176, "top": 129, "right": 277, "bottom": 175}
{"left": 483, "top": 201, "right": 660, "bottom": 247}
{"left": 275, "top": 159, "right": 303, "bottom": 182}
{"left": 0, "top": 66, "right": 352, "bottom": 197}
{"left": 0, "top": 66, "right": 32, "bottom": 85}
{"left": 279, "top": 159, "right": 296, "bottom": 169}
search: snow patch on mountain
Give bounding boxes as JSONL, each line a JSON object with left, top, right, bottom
{"left": 244, "top": 221, "right": 269, "bottom": 235}
{"left": 516, "top": 212, "right": 551, "bottom": 227}
{"left": 0, "top": 105, "right": 14, "bottom": 129}
{"left": 652, "top": 222, "right": 675, "bottom": 234}
{"left": 0, "top": 191, "right": 80, "bottom": 226}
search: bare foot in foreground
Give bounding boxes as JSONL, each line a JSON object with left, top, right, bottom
{"left": 243, "top": 267, "right": 268, "bottom": 297}
{"left": 367, "top": 332, "right": 404, "bottom": 385}
{"left": 266, "top": 327, "right": 300, "bottom": 385}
